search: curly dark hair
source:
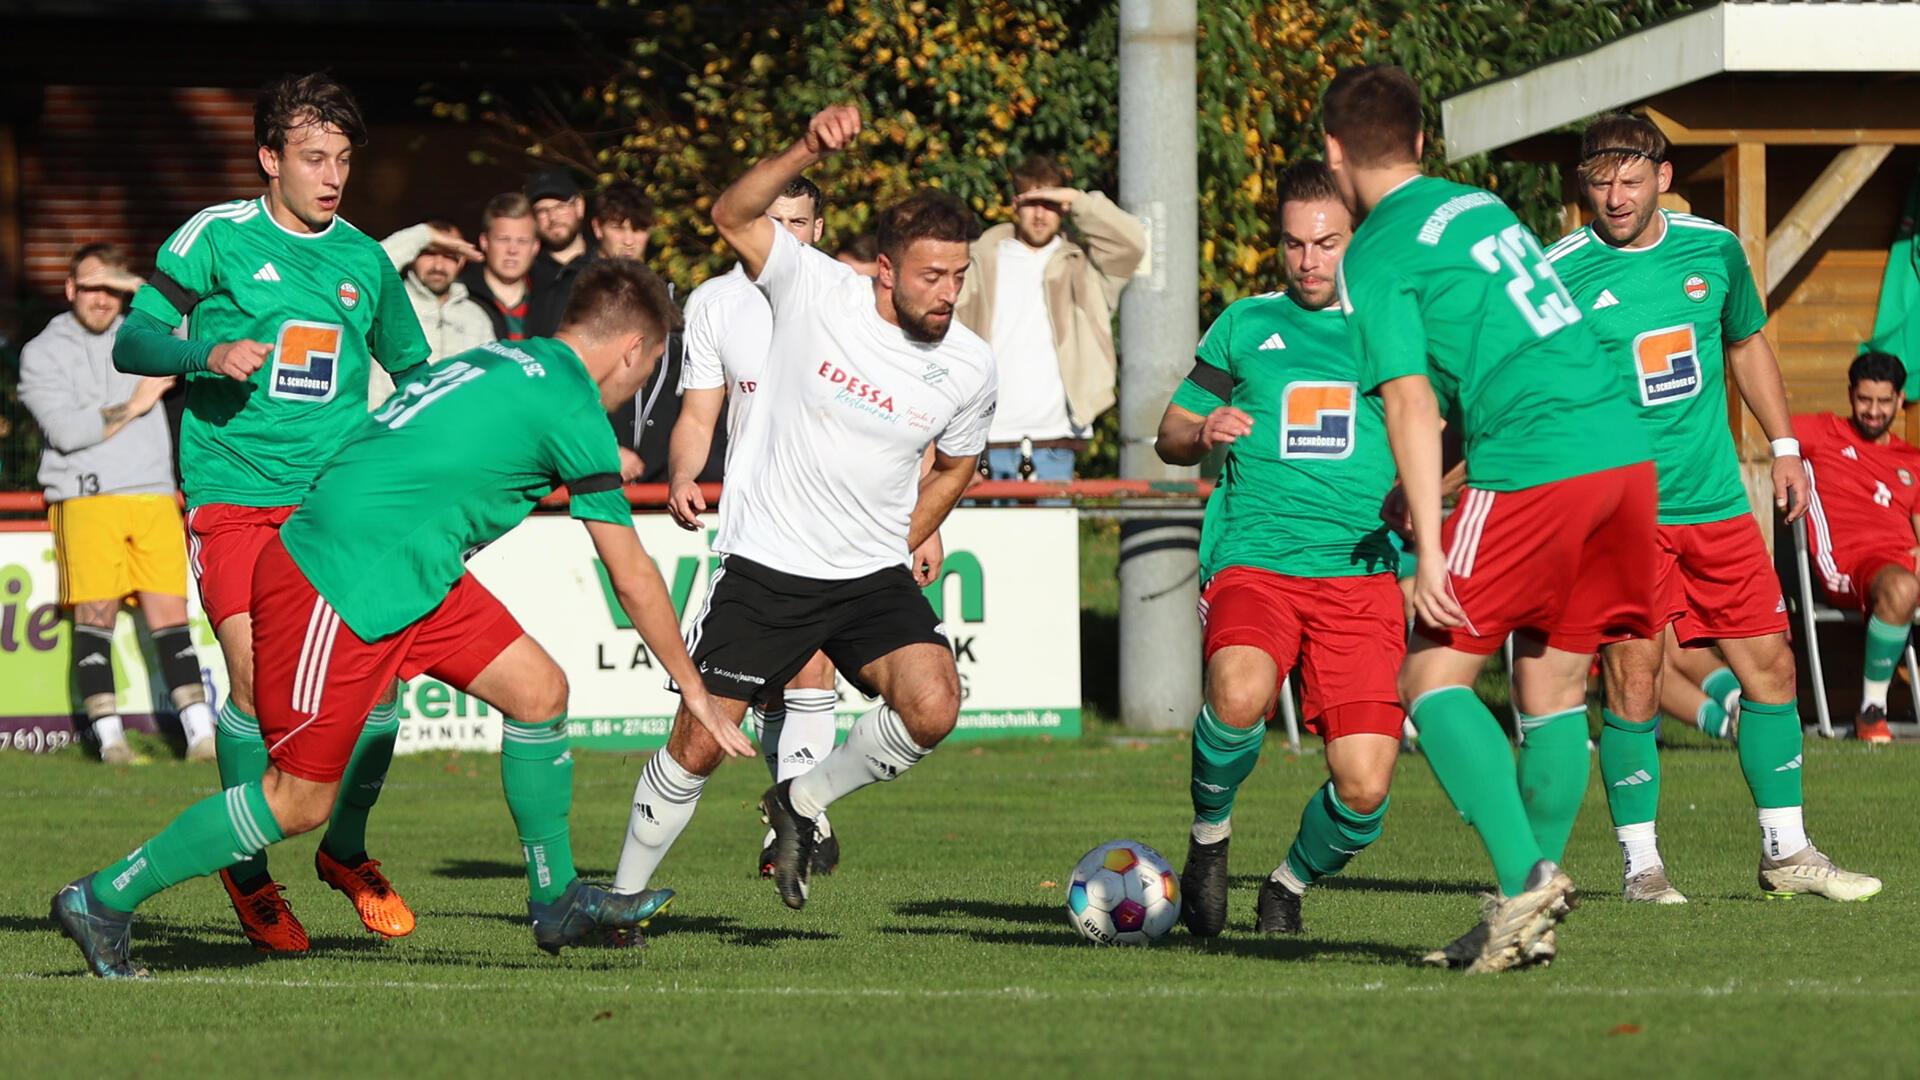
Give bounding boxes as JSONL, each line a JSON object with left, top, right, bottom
{"left": 255, "top": 72, "right": 366, "bottom": 154}
{"left": 875, "top": 189, "right": 979, "bottom": 263}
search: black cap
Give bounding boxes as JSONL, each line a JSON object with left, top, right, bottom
{"left": 526, "top": 166, "right": 582, "bottom": 205}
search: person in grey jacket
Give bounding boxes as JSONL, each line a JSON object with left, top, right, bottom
{"left": 376, "top": 219, "right": 495, "bottom": 406}
{"left": 17, "top": 243, "right": 217, "bottom": 765}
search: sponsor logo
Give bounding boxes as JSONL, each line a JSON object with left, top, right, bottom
{"left": 921, "top": 360, "right": 950, "bottom": 384}
{"left": 1631, "top": 324, "right": 1701, "bottom": 407}
{"left": 337, "top": 279, "right": 361, "bottom": 309}
{"left": 252, "top": 262, "right": 282, "bottom": 283}
{"left": 1775, "top": 753, "right": 1802, "bottom": 773}
{"left": 1591, "top": 288, "right": 1620, "bottom": 310}
{"left": 1257, "top": 332, "right": 1286, "bottom": 351}
{"left": 1281, "top": 380, "right": 1357, "bottom": 460}
{"left": 636, "top": 802, "right": 659, "bottom": 825}
{"left": 1612, "top": 768, "right": 1654, "bottom": 788}
{"left": 1775, "top": 596, "right": 1787, "bottom": 613}
{"left": 816, "top": 361, "right": 897, "bottom": 413}
{"left": 112, "top": 854, "right": 149, "bottom": 891}
{"left": 269, "top": 320, "right": 344, "bottom": 403}
{"left": 866, "top": 754, "right": 899, "bottom": 780}
{"left": 736, "top": 379, "right": 757, "bottom": 394}
{"left": 1843, "top": 446, "right": 1860, "bottom": 460}
{"left": 1194, "top": 781, "right": 1227, "bottom": 794}
{"left": 1683, "top": 273, "right": 1710, "bottom": 302}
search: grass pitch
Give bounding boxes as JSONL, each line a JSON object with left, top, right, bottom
{"left": 2, "top": 734, "right": 1915, "bottom": 1078}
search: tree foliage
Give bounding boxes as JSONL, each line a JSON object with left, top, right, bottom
{"left": 430, "top": 0, "right": 1704, "bottom": 472}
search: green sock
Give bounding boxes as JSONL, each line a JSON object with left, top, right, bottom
{"left": 1283, "top": 782, "right": 1387, "bottom": 884}
{"left": 320, "top": 701, "right": 400, "bottom": 863}
{"left": 92, "top": 780, "right": 284, "bottom": 912}
{"left": 500, "top": 717, "right": 577, "bottom": 904}
{"left": 1694, "top": 698, "right": 1732, "bottom": 739}
{"left": 214, "top": 700, "right": 271, "bottom": 885}
{"left": 1189, "top": 704, "right": 1266, "bottom": 826}
{"left": 1701, "top": 666, "right": 1741, "bottom": 706}
{"left": 1737, "top": 697, "right": 1804, "bottom": 809}
{"left": 1516, "top": 707, "right": 1590, "bottom": 864}
{"left": 1409, "top": 686, "right": 1543, "bottom": 896}
{"left": 1864, "top": 616, "right": 1909, "bottom": 707}
{"left": 1599, "top": 709, "right": 1661, "bottom": 830}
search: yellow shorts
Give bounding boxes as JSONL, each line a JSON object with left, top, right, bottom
{"left": 48, "top": 494, "right": 189, "bottom": 606}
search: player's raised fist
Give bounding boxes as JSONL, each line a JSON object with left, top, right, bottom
{"left": 208, "top": 340, "right": 271, "bottom": 381}
{"left": 805, "top": 105, "right": 863, "bottom": 155}
{"left": 1197, "top": 406, "right": 1254, "bottom": 453}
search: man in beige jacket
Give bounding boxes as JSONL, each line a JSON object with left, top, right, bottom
{"left": 954, "top": 155, "right": 1147, "bottom": 480}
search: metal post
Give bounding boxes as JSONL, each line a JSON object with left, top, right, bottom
{"left": 1116, "top": 0, "right": 1199, "bottom": 732}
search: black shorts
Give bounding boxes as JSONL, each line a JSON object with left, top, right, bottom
{"left": 683, "top": 556, "right": 948, "bottom": 701}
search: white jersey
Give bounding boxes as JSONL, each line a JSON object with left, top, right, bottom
{"left": 678, "top": 263, "right": 772, "bottom": 464}
{"left": 716, "top": 227, "right": 997, "bottom": 579}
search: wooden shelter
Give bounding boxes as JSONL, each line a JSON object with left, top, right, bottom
{"left": 1441, "top": 0, "right": 1920, "bottom": 448}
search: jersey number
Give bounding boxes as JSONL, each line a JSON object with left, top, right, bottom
{"left": 1470, "top": 225, "right": 1581, "bottom": 338}
{"left": 268, "top": 321, "right": 344, "bottom": 403}
{"left": 372, "top": 360, "right": 485, "bottom": 429}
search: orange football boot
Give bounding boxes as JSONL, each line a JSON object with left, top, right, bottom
{"left": 315, "top": 850, "right": 416, "bottom": 938}
{"left": 219, "top": 869, "right": 310, "bottom": 952}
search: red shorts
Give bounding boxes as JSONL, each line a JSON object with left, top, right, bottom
{"left": 1424, "top": 461, "right": 1659, "bottom": 656}
{"left": 1814, "top": 547, "right": 1916, "bottom": 614}
{"left": 251, "top": 536, "right": 523, "bottom": 782}
{"left": 185, "top": 503, "right": 296, "bottom": 628}
{"left": 1199, "top": 566, "right": 1406, "bottom": 740}
{"left": 1639, "top": 516, "right": 1791, "bottom": 645}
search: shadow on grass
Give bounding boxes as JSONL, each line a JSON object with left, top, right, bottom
{"left": 434, "top": 859, "right": 614, "bottom": 880}
{"left": 2, "top": 912, "right": 389, "bottom": 973}
{"left": 877, "top": 921, "right": 1418, "bottom": 964}
{"left": 895, "top": 899, "right": 1061, "bottom": 926}
{"left": 1222, "top": 874, "right": 1486, "bottom": 897}
{"left": 439, "top": 910, "right": 838, "bottom": 948}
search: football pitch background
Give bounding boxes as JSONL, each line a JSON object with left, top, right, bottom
{"left": 2, "top": 736, "right": 1915, "bottom": 1077}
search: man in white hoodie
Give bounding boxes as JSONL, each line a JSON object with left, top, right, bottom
{"left": 18, "top": 243, "right": 218, "bottom": 765}
{"left": 376, "top": 220, "right": 495, "bottom": 404}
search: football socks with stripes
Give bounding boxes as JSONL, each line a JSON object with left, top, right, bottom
{"left": 778, "top": 688, "right": 839, "bottom": 783}
{"left": 1863, "top": 616, "right": 1909, "bottom": 710}
{"left": 613, "top": 747, "right": 706, "bottom": 894}
{"left": 1282, "top": 781, "right": 1387, "bottom": 886}
{"left": 753, "top": 703, "right": 784, "bottom": 783}
{"left": 151, "top": 624, "right": 218, "bottom": 748}
{"left": 214, "top": 701, "right": 272, "bottom": 888}
{"left": 91, "top": 780, "right": 284, "bottom": 913}
{"left": 320, "top": 700, "right": 401, "bottom": 865}
{"left": 788, "top": 704, "right": 929, "bottom": 820}
{"left": 1409, "top": 686, "right": 1543, "bottom": 897}
{"left": 73, "top": 624, "right": 122, "bottom": 749}
{"left": 499, "top": 717, "right": 578, "bottom": 904}
{"left": 1517, "top": 707, "right": 1590, "bottom": 865}
{"left": 1189, "top": 703, "right": 1265, "bottom": 830}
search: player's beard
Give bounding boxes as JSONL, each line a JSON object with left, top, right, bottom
{"left": 894, "top": 292, "right": 954, "bottom": 344}
{"left": 1853, "top": 413, "right": 1892, "bottom": 442}
{"left": 1596, "top": 199, "right": 1659, "bottom": 247}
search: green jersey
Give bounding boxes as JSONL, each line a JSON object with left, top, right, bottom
{"left": 1339, "top": 175, "right": 1649, "bottom": 491}
{"left": 129, "top": 198, "right": 430, "bottom": 509}
{"left": 1173, "top": 292, "right": 1397, "bottom": 581}
{"left": 1545, "top": 210, "right": 1768, "bottom": 523}
{"left": 279, "top": 338, "right": 630, "bottom": 640}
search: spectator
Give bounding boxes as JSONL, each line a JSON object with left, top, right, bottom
{"left": 460, "top": 193, "right": 538, "bottom": 341}
{"left": 1796, "top": 350, "right": 1920, "bottom": 743}
{"left": 954, "top": 153, "right": 1147, "bottom": 481}
{"left": 376, "top": 219, "right": 495, "bottom": 400}
{"left": 528, "top": 181, "right": 655, "bottom": 337}
{"left": 15, "top": 244, "right": 217, "bottom": 765}
{"left": 527, "top": 166, "right": 590, "bottom": 292}
{"left": 835, "top": 233, "right": 880, "bottom": 276}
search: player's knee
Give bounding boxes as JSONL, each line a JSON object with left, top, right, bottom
{"left": 892, "top": 675, "right": 960, "bottom": 744}
{"left": 1878, "top": 571, "right": 1920, "bottom": 620}
{"left": 1332, "top": 774, "right": 1390, "bottom": 817}
{"left": 1206, "top": 679, "right": 1271, "bottom": 730}
{"left": 796, "top": 652, "right": 836, "bottom": 689}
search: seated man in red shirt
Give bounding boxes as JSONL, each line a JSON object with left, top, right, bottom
{"left": 1796, "top": 351, "right": 1920, "bottom": 743}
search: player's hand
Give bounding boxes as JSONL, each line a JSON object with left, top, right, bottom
{"left": 684, "top": 689, "right": 755, "bottom": 758}
{"left": 804, "top": 105, "right": 862, "bottom": 156}
{"left": 618, "top": 447, "right": 645, "bottom": 483}
{"left": 74, "top": 267, "right": 146, "bottom": 295}
{"left": 1014, "top": 186, "right": 1080, "bottom": 213}
{"left": 1410, "top": 558, "right": 1467, "bottom": 630}
{"left": 667, "top": 478, "right": 707, "bottom": 531}
{"left": 424, "top": 225, "right": 483, "bottom": 262}
{"left": 1380, "top": 484, "right": 1413, "bottom": 540}
{"left": 910, "top": 532, "right": 944, "bottom": 586}
{"left": 208, "top": 340, "right": 270, "bottom": 381}
{"left": 1195, "top": 406, "right": 1254, "bottom": 455}
{"left": 1773, "top": 453, "right": 1809, "bottom": 524}
{"left": 129, "top": 376, "right": 177, "bottom": 415}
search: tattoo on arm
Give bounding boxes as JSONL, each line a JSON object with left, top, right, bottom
{"left": 99, "top": 403, "right": 130, "bottom": 426}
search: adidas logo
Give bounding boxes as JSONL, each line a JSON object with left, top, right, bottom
{"left": 1612, "top": 769, "right": 1654, "bottom": 788}
{"left": 1592, "top": 288, "right": 1620, "bottom": 310}
{"left": 791, "top": 747, "right": 816, "bottom": 762}
{"left": 1843, "top": 446, "right": 1859, "bottom": 460}
{"left": 636, "top": 802, "right": 659, "bottom": 824}
{"left": 1775, "top": 596, "right": 1787, "bottom": 614}
{"left": 1775, "top": 754, "right": 1803, "bottom": 773}
{"left": 866, "top": 755, "right": 898, "bottom": 780}
{"left": 77, "top": 653, "right": 108, "bottom": 667}
{"left": 252, "top": 262, "right": 282, "bottom": 282}
{"left": 1257, "top": 332, "right": 1286, "bottom": 351}
{"left": 1194, "top": 781, "right": 1228, "bottom": 794}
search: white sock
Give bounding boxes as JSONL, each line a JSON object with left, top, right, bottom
{"left": 1269, "top": 861, "right": 1307, "bottom": 896}
{"left": 1757, "top": 806, "right": 1809, "bottom": 860}
{"left": 93, "top": 714, "right": 126, "bottom": 752}
{"left": 612, "top": 749, "right": 706, "bottom": 893}
{"left": 1191, "top": 818, "right": 1230, "bottom": 845}
{"left": 1863, "top": 676, "right": 1892, "bottom": 711}
{"left": 1616, "top": 821, "right": 1662, "bottom": 878}
{"left": 178, "top": 701, "right": 217, "bottom": 744}
{"left": 753, "top": 705, "right": 784, "bottom": 783}
{"left": 777, "top": 688, "right": 838, "bottom": 782}
{"left": 789, "top": 705, "right": 929, "bottom": 819}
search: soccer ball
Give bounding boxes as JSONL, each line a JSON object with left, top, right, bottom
{"left": 1065, "top": 839, "right": 1180, "bottom": 945}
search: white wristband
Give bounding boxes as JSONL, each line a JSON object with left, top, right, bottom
{"left": 1770, "top": 437, "right": 1801, "bottom": 459}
